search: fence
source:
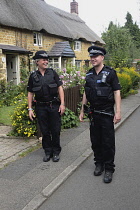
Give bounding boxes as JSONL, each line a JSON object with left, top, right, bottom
{"left": 64, "top": 85, "right": 82, "bottom": 114}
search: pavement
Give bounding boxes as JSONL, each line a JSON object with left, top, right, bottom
{"left": 0, "top": 89, "right": 140, "bottom": 210}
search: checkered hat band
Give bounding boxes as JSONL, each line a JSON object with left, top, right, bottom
{"left": 90, "top": 50, "right": 103, "bottom": 54}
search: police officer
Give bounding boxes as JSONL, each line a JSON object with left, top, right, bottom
{"left": 79, "top": 46, "right": 121, "bottom": 183}
{"left": 27, "top": 50, "right": 65, "bottom": 162}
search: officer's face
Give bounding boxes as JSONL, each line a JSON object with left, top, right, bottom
{"left": 36, "top": 58, "right": 49, "bottom": 69}
{"left": 90, "top": 55, "right": 104, "bottom": 67}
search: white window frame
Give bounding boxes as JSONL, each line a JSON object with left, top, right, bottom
{"left": 48, "top": 58, "right": 59, "bottom": 70}
{"left": 33, "top": 32, "right": 42, "bottom": 46}
{"left": 74, "top": 41, "right": 81, "bottom": 51}
{"left": 75, "top": 60, "right": 81, "bottom": 68}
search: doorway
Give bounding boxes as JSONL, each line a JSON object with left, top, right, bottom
{"left": 6, "top": 54, "right": 20, "bottom": 85}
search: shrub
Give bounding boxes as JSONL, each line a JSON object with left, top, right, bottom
{"left": 121, "top": 67, "right": 140, "bottom": 89}
{"left": 20, "top": 68, "right": 29, "bottom": 81}
{"left": 10, "top": 96, "right": 37, "bottom": 137}
{"left": 61, "top": 107, "right": 79, "bottom": 129}
{"left": 58, "top": 67, "right": 85, "bottom": 88}
{"left": 0, "top": 79, "right": 28, "bottom": 107}
{"left": 10, "top": 96, "right": 79, "bottom": 137}
{"left": 117, "top": 72, "right": 132, "bottom": 98}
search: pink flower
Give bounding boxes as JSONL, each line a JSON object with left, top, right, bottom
{"left": 63, "top": 68, "right": 66, "bottom": 73}
{"left": 76, "top": 71, "right": 81, "bottom": 76}
{"left": 59, "top": 75, "right": 64, "bottom": 79}
{"left": 81, "top": 76, "right": 85, "bottom": 79}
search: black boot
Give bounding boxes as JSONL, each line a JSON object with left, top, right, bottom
{"left": 103, "top": 171, "right": 113, "bottom": 183}
{"left": 43, "top": 153, "right": 52, "bottom": 162}
{"left": 94, "top": 164, "right": 104, "bottom": 176}
{"left": 52, "top": 154, "right": 60, "bottom": 162}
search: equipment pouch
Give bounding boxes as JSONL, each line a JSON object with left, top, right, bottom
{"left": 32, "top": 86, "right": 42, "bottom": 92}
{"left": 96, "top": 87, "right": 110, "bottom": 97}
{"left": 32, "top": 86, "right": 43, "bottom": 98}
{"left": 48, "top": 83, "right": 58, "bottom": 95}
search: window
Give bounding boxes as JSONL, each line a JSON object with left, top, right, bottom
{"left": 84, "top": 60, "right": 90, "bottom": 67}
{"left": 33, "top": 32, "right": 42, "bottom": 46}
{"left": 48, "top": 58, "right": 59, "bottom": 70}
{"left": 74, "top": 41, "right": 81, "bottom": 51}
{"left": 75, "top": 60, "right": 81, "bottom": 68}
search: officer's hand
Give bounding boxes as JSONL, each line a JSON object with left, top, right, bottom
{"left": 59, "top": 104, "right": 65, "bottom": 115}
{"left": 114, "top": 112, "right": 121, "bottom": 124}
{"left": 79, "top": 111, "right": 84, "bottom": 122}
{"left": 29, "top": 110, "right": 36, "bottom": 121}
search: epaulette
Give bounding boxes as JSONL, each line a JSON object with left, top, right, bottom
{"left": 30, "top": 70, "right": 36, "bottom": 75}
{"left": 30, "top": 70, "right": 39, "bottom": 82}
{"left": 105, "top": 66, "right": 113, "bottom": 70}
{"left": 86, "top": 67, "right": 93, "bottom": 73}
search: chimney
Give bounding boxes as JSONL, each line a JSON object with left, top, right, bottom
{"left": 70, "top": 0, "right": 78, "bottom": 15}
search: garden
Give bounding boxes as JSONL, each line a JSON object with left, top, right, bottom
{"left": 0, "top": 66, "right": 139, "bottom": 138}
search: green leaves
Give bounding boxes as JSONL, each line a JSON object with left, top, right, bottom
{"left": 61, "top": 108, "right": 79, "bottom": 129}
{"left": 102, "top": 13, "right": 140, "bottom": 68}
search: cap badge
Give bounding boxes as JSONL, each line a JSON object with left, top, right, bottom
{"left": 40, "top": 53, "right": 48, "bottom": 57}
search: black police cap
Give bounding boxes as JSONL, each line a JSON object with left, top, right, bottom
{"left": 33, "top": 50, "right": 49, "bottom": 60}
{"left": 88, "top": 46, "right": 106, "bottom": 56}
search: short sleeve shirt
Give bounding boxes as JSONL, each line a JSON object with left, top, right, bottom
{"left": 27, "top": 69, "right": 63, "bottom": 93}
{"left": 88, "top": 66, "right": 121, "bottom": 91}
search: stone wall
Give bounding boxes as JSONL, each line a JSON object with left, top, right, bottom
{"left": 0, "top": 25, "right": 91, "bottom": 81}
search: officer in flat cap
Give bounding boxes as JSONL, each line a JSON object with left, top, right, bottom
{"left": 27, "top": 50, "right": 65, "bottom": 162}
{"left": 79, "top": 46, "right": 121, "bottom": 183}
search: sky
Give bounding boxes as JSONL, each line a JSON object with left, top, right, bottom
{"left": 45, "top": 0, "right": 139, "bottom": 37}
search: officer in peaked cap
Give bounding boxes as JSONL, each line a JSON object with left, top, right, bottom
{"left": 88, "top": 45, "right": 106, "bottom": 57}
{"left": 32, "top": 50, "right": 50, "bottom": 60}
{"left": 79, "top": 45, "right": 121, "bottom": 183}
{"left": 27, "top": 50, "right": 65, "bottom": 163}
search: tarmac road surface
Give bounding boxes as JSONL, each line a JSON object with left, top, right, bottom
{"left": 0, "top": 90, "right": 139, "bottom": 210}
{"left": 38, "top": 107, "right": 140, "bottom": 210}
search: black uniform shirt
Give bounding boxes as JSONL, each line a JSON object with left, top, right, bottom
{"left": 85, "top": 65, "right": 121, "bottom": 110}
{"left": 27, "top": 69, "right": 63, "bottom": 101}
{"left": 90, "top": 66, "right": 121, "bottom": 91}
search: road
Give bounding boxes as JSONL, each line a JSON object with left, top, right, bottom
{"left": 38, "top": 107, "right": 140, "bottom": 210}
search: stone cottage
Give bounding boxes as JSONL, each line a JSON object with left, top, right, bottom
{"left": 0, "top": 0, "right": 105, "bottom": 84}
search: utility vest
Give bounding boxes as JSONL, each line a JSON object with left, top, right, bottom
{"left": 85, "top": 66, "right": 114, "bottom": 109}
{"left": 31, "top": 68, "right": 58, "bottom": 101}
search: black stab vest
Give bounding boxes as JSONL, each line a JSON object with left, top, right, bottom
{"left": 85, "top": 66, "right": 114, "bottom": 109}
{"left": 31, "top": 68, "right": 58, "bottom": 101}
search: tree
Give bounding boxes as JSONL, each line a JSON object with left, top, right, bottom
{"left": 124, "top": 12, "right": 140, "bottom": 48}
{"left": 102, "top": 23, "right": 134, "bottom": 68}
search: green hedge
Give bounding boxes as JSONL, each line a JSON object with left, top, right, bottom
{"left": 116, "top": 67, "right": 140, "bottom": 98}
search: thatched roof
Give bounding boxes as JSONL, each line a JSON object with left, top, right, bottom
{"left": 0, "top": 0, "right": 105, "bottom": 44}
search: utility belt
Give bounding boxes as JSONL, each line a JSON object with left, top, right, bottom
{"left": 33, "top": 97, "right": 60, "bottom": 107}
{"left": 94, "top": 110, "right": 114, "bottom": 117}
{"left": 84, "top": 104, "right": 114, "bottom": 119}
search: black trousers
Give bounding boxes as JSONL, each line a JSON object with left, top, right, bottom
{"left": 35, "top": 103, "right": 61, "bottom": 155}
{"left": 90, "top": 113, "right": 115, "bottom": 172}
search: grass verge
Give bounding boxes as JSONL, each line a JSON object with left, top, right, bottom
{"left": 0, "top": 106, "right": 15, "bottom": 125}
